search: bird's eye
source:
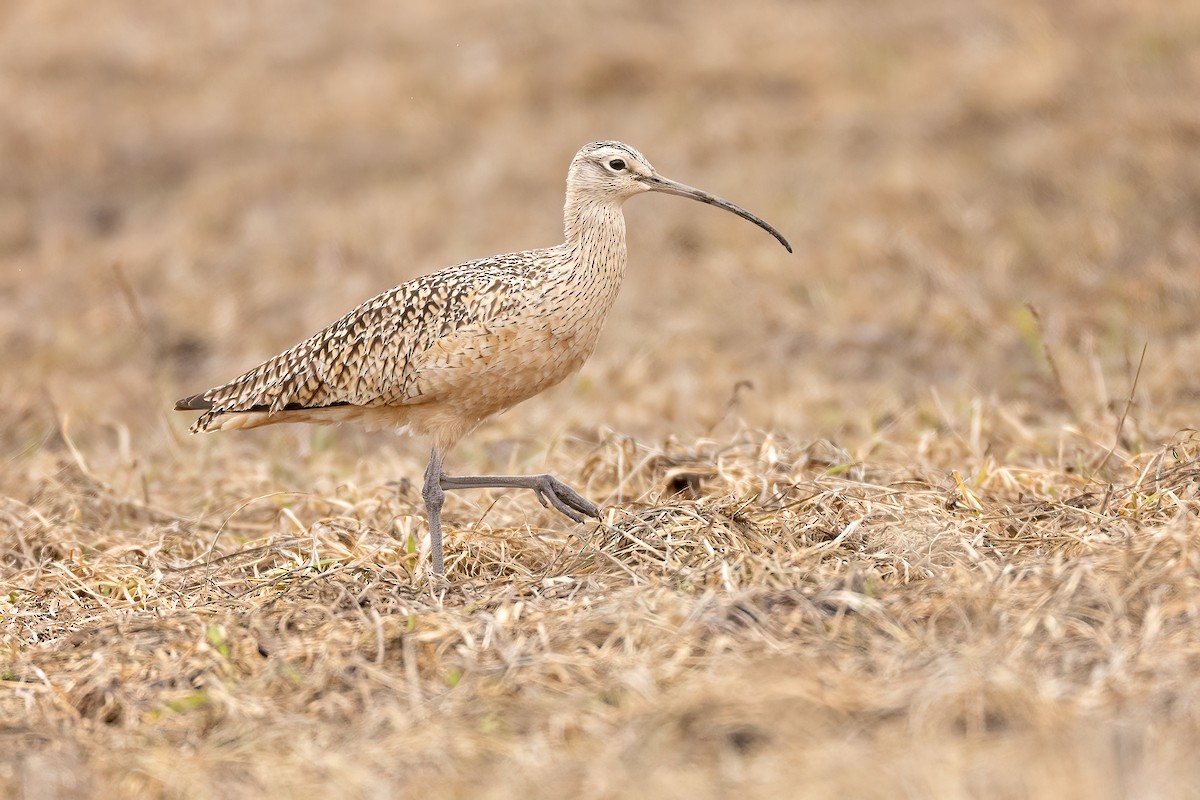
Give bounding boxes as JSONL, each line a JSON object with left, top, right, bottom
{"left": 608, "top": 158, "right": 626, "bottom": 171}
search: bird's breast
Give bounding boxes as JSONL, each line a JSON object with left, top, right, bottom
{"left": 402, "top": 248, "right": 625, "bottom": 427}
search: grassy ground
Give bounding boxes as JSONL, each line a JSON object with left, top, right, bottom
{"left": 4, "top": 1, "right": 1200, "bottom": 797}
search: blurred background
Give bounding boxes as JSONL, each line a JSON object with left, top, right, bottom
{"left": 2, "top": 0, "right": 1198, "bottom": 473}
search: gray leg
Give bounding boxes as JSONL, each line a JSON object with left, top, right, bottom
{"left": 421, "top": 447, "right": 447, "bottom": 575}
{"left": 420, "top": 452, "right": 601, "bottom": 576}
{"left": 440, "top": 473, "right": 600, "bottom": 522}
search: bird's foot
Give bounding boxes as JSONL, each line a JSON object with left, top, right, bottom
{"left": 527, "top": 474, "right": 601, "bottom": 522}
{"left": 439, "top": 472, "right": 601, "bottom": 523}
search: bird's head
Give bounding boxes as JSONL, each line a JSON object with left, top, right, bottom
{"left": 566, "top": 141, "right": 657, "bottom": 201}
{"left": 566, "top": 140, "right": 791, "bottom": 252}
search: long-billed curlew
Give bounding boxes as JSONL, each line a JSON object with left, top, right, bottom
{"left": 176, "top": 141, "right": 791, "bottom": 575}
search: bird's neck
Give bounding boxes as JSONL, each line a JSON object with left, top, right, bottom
{"left": 549, "top": 195, "right": 629, "bottom": 354}
{"left": 562, "top": 197, "right": 628, "bottom": 289}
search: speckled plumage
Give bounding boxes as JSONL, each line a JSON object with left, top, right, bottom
{"left": 181, "top": 244, "right": 619, "bottom": 449}
{"left": 176, "top": 141, "right": 790, "bottom": 575}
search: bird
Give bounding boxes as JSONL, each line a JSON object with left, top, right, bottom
{"left": 176, "top": 141, "right": 791, "bottom": 576}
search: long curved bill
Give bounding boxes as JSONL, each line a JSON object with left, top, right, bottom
{"left": 638, "top": 173, "right": 792, "bottom": 253}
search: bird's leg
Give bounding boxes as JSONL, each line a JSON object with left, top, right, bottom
{"left": 439, "top": 473, "right": 601, "bottom": 523}
{"left": 421, "top": 447, "right": 447, "bottom": 576}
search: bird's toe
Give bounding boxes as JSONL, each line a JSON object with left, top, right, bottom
{"left": 535, "top": 475, "right": 598, "bottom": 523}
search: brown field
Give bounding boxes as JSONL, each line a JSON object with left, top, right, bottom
{"left": 4, "top": 1, "right": 1200, "bottom": 797}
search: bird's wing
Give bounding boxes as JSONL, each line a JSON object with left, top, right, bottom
{"left": 177, "top": 257, "right": 530, "bottom": 433}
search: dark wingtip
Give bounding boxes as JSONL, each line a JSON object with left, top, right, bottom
{"left": 174, "top": 394, "right": 213, "bottom": 411}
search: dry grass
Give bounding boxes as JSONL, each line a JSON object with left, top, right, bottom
{"left": 4, "top": 1, "right": 1200, "bottom": 797}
